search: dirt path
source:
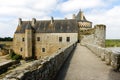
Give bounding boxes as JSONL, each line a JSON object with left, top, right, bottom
{"left": 55, "top": 44, "right": 120, "bottom": 80}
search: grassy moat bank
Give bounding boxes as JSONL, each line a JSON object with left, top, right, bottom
{"left": 105, "top": 39, "right": 120, "bottom": 47}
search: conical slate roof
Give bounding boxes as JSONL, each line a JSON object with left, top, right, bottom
{"left": 76, "top": 10, "right": 91, "bottom": 23}
{"left": 26, "top": 22, "right": 32, "bottom": 30}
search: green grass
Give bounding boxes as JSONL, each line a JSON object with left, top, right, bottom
{"left": 105, "top": 39, "right": 120, "bottom": 47}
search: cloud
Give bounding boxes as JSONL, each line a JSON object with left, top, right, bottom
{"left": 33, "top": 0, "right": 58, "bottom": 11}
{"left": 0, "top": 0, "right": 58, "bottom": 18}
{"left": 0, "top": 21, "right": 16, "bottom": 37}
{"left": 85, "top": 6, "right": 120, "bottom": 39}
{"left": 59, "top": 0, "right": 105, "bottom": 12}
{"left": 0, "top": 0, "right": 58, "bottom": 37}
{"left": 0, "top": 0, "right": 119, "bottom": 39}
{"left": 0, "top": 0, "right": 27, "bottom": 6}
{"left": 62, "top": 4, "right": 120, "bottom": 39}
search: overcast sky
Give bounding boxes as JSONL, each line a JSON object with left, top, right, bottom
{"left": 0, "top": 0, "right": 120, "bottom": 39}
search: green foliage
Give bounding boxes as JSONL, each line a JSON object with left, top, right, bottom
{"left": 0, "top": 37, "right": 13, "bottom": 41}
{"left": 105, "top": 39, "right": 120, "bottom": 47}
{"left": 9, "top": 52, "right": 22, "bottom": 60}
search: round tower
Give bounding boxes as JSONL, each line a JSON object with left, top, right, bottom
{"left": 94, "top": 24, "right": 106, "bottom": 47}
{"left": 25, "top": 22, "right": 33, "bottom": 59}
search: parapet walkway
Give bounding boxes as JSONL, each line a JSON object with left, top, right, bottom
{"left": 55, "top": 44, "right": 120, "bottom": 80}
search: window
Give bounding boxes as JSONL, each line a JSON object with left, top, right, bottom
{"left": 20, "top": 48, "right": 23, "bottom": 52}
{"left": 37, "top": 37, "right": 40, "bottom": 41}
{"left": 42, "top": 48, "right": 45, "bottom": 52}
{"left": 59, "top": 37, "right": 62, "bottom": 42}
{"left": 66, "top": 37, "right": 70, "bottom": 42}
{"left": 22, "top": 38, "right": 24, "bottom": 42}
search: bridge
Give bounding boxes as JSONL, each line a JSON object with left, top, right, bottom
{"left": 1, "top": 43, "right": 120, "bottom": 80}
{"left": 55, "top": 44, "right": 120, "bottom": 80}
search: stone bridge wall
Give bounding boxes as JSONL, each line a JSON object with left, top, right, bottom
{"left": 3, "top": 42, "right": 77, "bottom": 80}
{"left": 0, "top": 60, "right": 20, "bottom": 75}
{"left": 85, "top": 43, "right": 120, "bottom": 70}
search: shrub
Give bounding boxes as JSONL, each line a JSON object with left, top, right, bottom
{"left": 9, "top": 52, "right": 15, "bottom": 58}
{"left": 9, "top": 52, "right": 22, "bottom": 60}
{"left": 12, "top": 55, "right": 22, "bottom": 60}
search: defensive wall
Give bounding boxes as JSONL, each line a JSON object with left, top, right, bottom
{"left": 0, "top": 41, "right": 13, "bottom": 56}
{"left": 80, "top": 24, "right": 106, "bottom": 47}
{"left": 85, "top": 43, "right": 120, "bottom": 70}
{"left": 80, "top": 24, "right": 120, "bottom": 70}
{"left": 0, "top": 60, "right": 20, "bottom": 75}
{"left": 3, "top": 42, "right": 77, "bottom": 80}
{"left": 0, "top": 41, "right": 13, "bottom": 47}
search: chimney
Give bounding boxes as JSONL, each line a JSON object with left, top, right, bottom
{"left": 72, "top": 14, "right": 76, "bottom": 19}
{"left": 32, "top": 18, "right": 36, "bottom": 26}
{"left": 65, "top": 17, "right": 67, "bottom": 20}
{"left": 51, "top": 16, "right": 54, "bottom": 24}
{"left": 18, "top": 18, "right": 22, "bottom": 26}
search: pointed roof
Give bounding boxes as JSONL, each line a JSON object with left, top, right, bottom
{"left": 76, "top": 10, "right": 89, "bottom": 22}
{"left": 26, "top": 22, "right": 32, "bottom": 30}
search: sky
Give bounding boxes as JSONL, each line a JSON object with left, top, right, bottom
{"left": 0, "top": 0, "right": 120, "bottom": 39}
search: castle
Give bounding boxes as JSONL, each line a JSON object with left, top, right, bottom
{"left": 13, "top": 10, "right": 106, "bottom": 59}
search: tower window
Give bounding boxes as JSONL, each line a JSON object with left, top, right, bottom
{"left": 22, "top": 38, "right": 24, "bottom": 42}
{"left": 66, "top": 37, "right": 70, "bottom": 42}
{"left": 37, "top": 37, "right": 40, "bottom": 41}
{"left": 59, "top": 37, "right": 62, "bottom": 42}
{"left": 42, "top": 48, "right": 45, "bottom": 52}
{"left": 20, "top": 48, "right": 23, "bottom": 52}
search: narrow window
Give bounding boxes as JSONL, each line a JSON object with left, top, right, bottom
{"left": 37, "top": 37, "right": 40, "bottom": 41}
{"left": 20, "top": 48, "right": 23, "bottom": 52}
{"left": 59, "top": 37, "right": 62, "bottom": 42}
{"left": 66, "top": 37, "right": 70, "bottom": 42}
{"left": 42, "top": 48, "right": 45, "bottom": 52}
{"left": 22, "top": 38, "right": 24, "bottom": 42}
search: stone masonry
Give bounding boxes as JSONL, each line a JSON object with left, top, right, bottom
{"left": 3, "top": 42, "right": 76, "bottom": 80}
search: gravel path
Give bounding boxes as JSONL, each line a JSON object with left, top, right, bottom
{"left": 55, "top": 44, "right": 120, "bottom": 80}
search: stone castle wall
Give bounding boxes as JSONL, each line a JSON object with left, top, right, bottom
{"left": 25, "top": 29, "right": 33, "bottom": 58}
{"left": 0, "top": 41, "right": 13, "bottom": 56}
{"left": 0, "top": 41, "right": 13, "bottom": 47}
{"left": 13, "top": 33, "right": 25, "bottom": 57}
{"left": 3, "top": 42, "right": 77, "bottom": 80}
{"left": 78, "top": 21, "right": 92, "bottom": 28}
{"left": 13, "top": 33, "right": 78, "bottom": 59}
{"left": 80, "top": 24, "right": 106, "bottom": 47}
{"left": 80, "top": 24, "right": 120, "bottom": 70}
{"left": 94, "top": 25, "right": 106, "bottom": 47}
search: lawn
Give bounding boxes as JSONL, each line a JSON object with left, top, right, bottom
{"left": 105, "top": 39, "right": 120, "bottom": 47}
